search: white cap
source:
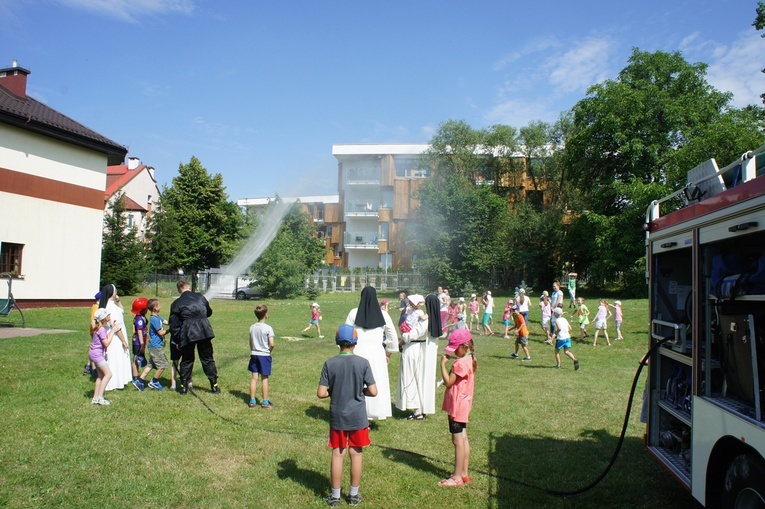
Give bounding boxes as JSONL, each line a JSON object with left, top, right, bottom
{"left": 487, "top": 290, "right": 492, "bottom": 295}
{"left": 408, "top": 294, "right": 425, "bottom": 306}
{"left": 519, "top": 288, "right": 525, "bottom": 293}
{"left": 94, "top": 308, "right": 109, "bottom": 321}
{"left": 614, "top": 300, "right": 621, "bottom": 306}
{"left": 553, "top": 307, "right": 563, "bottom": 316}
{"left": 459, "top": 297, "right": 465, "bottom": 302}
{"left": 312, "top": 302, "right": 320, "bottom": 307}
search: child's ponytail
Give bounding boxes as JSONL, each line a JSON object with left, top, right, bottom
{"left": 467, "top": 339, "right": 477, "bottom": 372}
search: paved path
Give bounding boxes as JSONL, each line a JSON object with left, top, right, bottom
{"left": 0, "top": 327, "right": 74, "bottom": 339}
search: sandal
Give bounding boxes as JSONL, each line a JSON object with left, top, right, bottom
{"left": 438, "top": 476, "right": 464, "bottom": 487}
{"left": 462, "top": 476, "right": 471, "bottom": 484}
{"left": 407, "top": 413, "right": 425, "bottom": 420}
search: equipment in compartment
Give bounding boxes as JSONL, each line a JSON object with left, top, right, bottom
{"left": 718, "top": 313, "right": 764, "bottom": 421}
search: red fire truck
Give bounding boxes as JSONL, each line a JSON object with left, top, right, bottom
{"left": 645, "top": 145, "right": 765, "bottom": 507}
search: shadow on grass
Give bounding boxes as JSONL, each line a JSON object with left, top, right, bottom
{"left": 376, "top": 444, "right": 448, "bottom": 479}
{"left": 305, "top": 404, "right": 329, "bottom": 422}
{"left": 229, "top": 389, "right": 251, "bottom": 405}
{"left": 276, "top": 458, "right": 328, "bottom": 497}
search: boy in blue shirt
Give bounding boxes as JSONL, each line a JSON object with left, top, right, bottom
{"left": 318, "top": 325, "right": 378, "bottom": 507}
{"left": 137, "top": 299, "right": 169, "bottom": 390}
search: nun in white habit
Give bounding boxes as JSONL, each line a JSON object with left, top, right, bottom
{"left": 345, "top": 286, "right": 399, "bottom": 420}
{"left": 396, "top": 293, "right": 441, "bottom": 419}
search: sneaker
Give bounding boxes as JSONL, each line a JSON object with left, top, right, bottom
{"left": 83, "top": 365, "right": 92, "bottom": 376}
{"left": 522, "top": 357, "right": 531, "bottom": 362}
{"left": 510, "top": 353, "right": 519, "bottom": 358}
{"left": 348, "top": 493, "right": 363, "bottom": 506}
{"left": 574, "top": 360, "right": 580, "bottom": 370}
{"left": 503, "top": 335, "right": 510, "bottom": 339}
{"left": 249, "top": 399, "right": 258, "bottom": 408}
{"left": 211, "top": 383, "right": 221, "bottom": 394}
{"left": 319, "top": 335, "right": 325, "bottom": 339}
{"left": 98, "top": 398, "right": 111, "bottom": 406}
{"left": 148, "top": 380, "right": 164, "bottom": 391}
{"left": 553, "top": 365, "right": 561, "bottom": 369}
{"left": 325, "top": 495, "right": 341, "bottom": 507}
{"left": 132, "top": 379, "right": 146, "bottom": 391}
{"left": 92, "top": 397, "right": 100, "bottom": 404}
{"left": 261, "top": 400, "right": 274, "bottom": 409}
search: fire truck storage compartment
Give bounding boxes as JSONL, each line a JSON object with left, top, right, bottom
{"left": 651, "top": 244, "right": 692, "bottom": 353}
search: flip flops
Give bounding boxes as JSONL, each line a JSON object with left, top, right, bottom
{"left": 438, "top": 476, "right": 464, "bottom": 487}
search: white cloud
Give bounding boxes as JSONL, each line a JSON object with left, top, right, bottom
{"left": 705, "top": 30, "right": 765, "bottom": 107}
{"left": 493, "top": 37, "right": 562, "bottom": 71}
{"left": 485, "top": 97, "right": 558, "bottom": 128}
{"left": 546, "top": 37, "right": 614, "bottom": 94}
{"left": 57, "top": 0, "right": 194, "bottom": 22}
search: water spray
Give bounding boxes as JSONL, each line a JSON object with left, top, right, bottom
{"left": 204, "top": 200, "right": 293, "bottom": 299}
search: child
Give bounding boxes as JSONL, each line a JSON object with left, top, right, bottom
{"left": 609, "top": 300, "right": 624, "bottom": 340}
{"left": 136, "top": 299, "right": 169, "bottom": 391}
{"left": 468, "top": 294, "right": 480, "bottom": 332}
{"left": 302, "top": 302, "right": 324, "bottom": 338}
{"left": 380, "top": 299, "right": 389, "bottom": 312}
{"left": 399, "top": 294, "right": 426, "bottom": 336}
{"left": 89, "top": 308, "right": 117, "bottom": 405}
{"left": 552, "top": 307, "right": 579, "bottom": 370}
{"left": 83, "top": 291, "right": 101, "bottom": 376}
{"left": 457, "top": 296, "right": 466, "bottom": 316}
{"left": 130, "top": 297, "right": 149, "bottom": 391}
{"left": 318, "top": 324, "right": 378, "bottom": 506}
{"left": 502, "top": 300, "right": 513, "bottom": 338}
{"left": 592, "top": 299, "right": 613, "bottom": 346}
{"left": 576, "top": 297, "right": 590, "bottom": 342}
{"left": 249, "top": 304, "right": 275, "bottom": 408}
{"left": 507, "top": 306, "right": 531, "bottom": 361}
{"left": 539, "top": 292, "right": 552, "bottom": 345}
{"left": 446, "top": 300, "right": 459, "bottom": 332}
{"left": 438, "top": 329, "right": 476, "bottom": 487}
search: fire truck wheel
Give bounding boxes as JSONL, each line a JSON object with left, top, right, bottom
{"left": 722, "top": 453, "right": 765, "bottom": 509}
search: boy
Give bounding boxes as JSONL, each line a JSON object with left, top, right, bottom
{"left": 552, "top": 307, "right": 580, "bottom": 370}
{"left": 137, "top": 299, "right": 169, "bottom": 390}
{"left": 507, "top": 305, "right": 532, "bottom": 361}
{"left": 317, "top": 325, "right": 378, "bottom": 507}
{"left": 249, "top": 305, "right": 275, "bottom": 408}
{"left": 130, "top": 297, "right": 149, "bottom": 391}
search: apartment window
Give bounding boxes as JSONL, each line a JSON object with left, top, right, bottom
{"left": 1, "top": 242, "right": 24, "bottom": 275}
{"left": 379, "top": 222, "right": 389, "bottom": 241}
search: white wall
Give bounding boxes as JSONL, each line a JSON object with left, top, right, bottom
{"left": 0, "top": 124, "right": 108, "bottom": 300}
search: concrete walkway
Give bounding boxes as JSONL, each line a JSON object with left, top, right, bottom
{"left": 0, "top": 327, "right": 74, "bottom": 339}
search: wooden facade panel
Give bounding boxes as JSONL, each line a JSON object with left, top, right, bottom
{"left": 381, "top": 155, "right": 395, "bottom": 187}
{"left": 325, "top": 203, "right": 340, "bottom": 223}
{"left": 393, "top": 180, "right": 410, "bottom": 219}
{"left": 377, "top": 240, "right": 388, "bottom": 254}
{"left": 378, "top": 207, "right": 391, "bottom": 222}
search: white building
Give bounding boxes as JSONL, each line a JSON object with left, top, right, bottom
{"left": 0, "top": 61, "right": 127, "bottom": 305}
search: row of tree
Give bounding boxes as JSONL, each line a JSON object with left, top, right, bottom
{"left": 101, "top": 8, "right": 765, "bottom": 297}
{"left": 413, "top": 47, "right": 764, "bottom": 296}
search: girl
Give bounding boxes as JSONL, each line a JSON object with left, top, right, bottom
{"left": 539, "top": 292, "right": 552, "bottom": 344}
{"left": 301, "top": 302, "right": 324, "bottom": 338}
{"left": 89, "top": 308, "right": 118, "bottom": 405}
{"left": 446, "top": 300, "right": 459, "bottom": 332}
{"left": 503, "top": 299, "right": 513, "bottom": 338}
{"left": 468, "top": 294, "right": 480, "bottom": 332}
{"left": 592, "top": 299, "right": 612, "bottom": 346}
{"left": 439, "top": 329, "right": 476, "bottom": 487}
{"left": 576, "top": 297, "right": 590, "bottom": 342}
{"left": 609, "top": 300, "right": 624, "bottom": 340}
{"left": 400, "top": 294, "right": 426, "bottom": 336}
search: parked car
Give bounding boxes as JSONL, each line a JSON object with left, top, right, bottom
{"left": 233, "top": 284, "right": 263, "bottom": 300}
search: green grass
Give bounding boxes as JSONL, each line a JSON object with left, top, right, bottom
{"left": 0, "top": 292, "right": 693, "bottom": 508}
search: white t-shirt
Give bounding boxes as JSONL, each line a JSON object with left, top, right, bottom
{"left": 554, "top": 317, "right": 571, "bottom": 339}
{"left": 485, "top": 295, "right": 494, "bottom": 314}
{"left": 249, "top": 322, "right": 274, "bottom": 356}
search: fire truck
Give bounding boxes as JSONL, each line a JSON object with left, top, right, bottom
{"left": 645, "top": 145, "right": 765, "bottom": 507}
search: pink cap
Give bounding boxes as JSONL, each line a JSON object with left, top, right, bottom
{"left": 445, "top": 329, "right": 472, "bottom": 354}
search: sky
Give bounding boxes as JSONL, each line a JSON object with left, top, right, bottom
{"left": 2, "top": 0, "right": 764, "bottom": 200}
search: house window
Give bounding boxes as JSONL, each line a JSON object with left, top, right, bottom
{"left": 1, "top": 242, "right": 24, "bottom": 275}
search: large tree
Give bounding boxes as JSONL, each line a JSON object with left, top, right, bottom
{"left": 562, "top": 48, "right": 764, "bottom": 289}
{"left": 148, "top": 156, "right": 246, "bottom": 281}
{"left": 100, "top": 193, "right": 148, "bottom": 294}
{"left": 755, "top": 1, "right": 765, "bottom": 103}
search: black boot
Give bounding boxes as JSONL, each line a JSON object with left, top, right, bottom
{"left": 179, "top": 379, "right": 189, "bottom": 395}
{"left": 210, "top": 378, "right": 220, "bottom": 394}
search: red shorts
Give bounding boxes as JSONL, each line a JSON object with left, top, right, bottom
{"left": 328, "top": 427, "right": 371, "bottom": 449}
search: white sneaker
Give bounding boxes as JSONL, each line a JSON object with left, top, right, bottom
{"left": 91, "top": 397, "right": 99, "bottom": 404}
{"left": 522, "top": 357, "right": 532, "bottom": 362}
{"left": 98, "top": 398, "right": 111, "bottom": 405}
{"left": 319, "top": 335, "right": 325, "bottom": 338}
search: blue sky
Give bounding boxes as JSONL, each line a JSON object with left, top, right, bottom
{"left": 2, "top": 0, "right": 763, "bottom": 199}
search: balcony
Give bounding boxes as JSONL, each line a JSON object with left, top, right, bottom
{"left": 345, "top": 200, "right": 380, "bottom": 218}
{"left": 346, "top": 168, "right": 380, "bottom": 186}
{"left": 344, "top": 231, "right": 379, "bottom": 249}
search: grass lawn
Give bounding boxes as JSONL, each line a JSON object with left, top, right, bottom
{"left": 0, "top": 292, "right": 694, "bottom": 508}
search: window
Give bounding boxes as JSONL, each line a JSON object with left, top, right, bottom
{"left": 0, "top": 242, "right": 24, "bottom": 275}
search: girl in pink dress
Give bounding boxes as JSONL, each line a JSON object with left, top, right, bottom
{"left": 438, "top": 329, "right": 476, "bottom": 487}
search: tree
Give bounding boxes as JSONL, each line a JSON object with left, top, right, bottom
{"left": 562, "top": 48, "right": 764, "bottom": 287}
{"left": 100, "top": 193, "right": 148, "bottom": 294}
{"left": 518, "top": 120, "right": 552, "bottom": 192}
{"left": 251, "top": 202, "right": 325, "bottom": 298}
{"left": 754, "top": 1, "right": 765, "bottom": 103}
{"left": 148, "top": 157, "right": 246, "bottom": 282}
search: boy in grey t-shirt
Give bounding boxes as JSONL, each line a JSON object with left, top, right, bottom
{"left": 318, "top": 325, "right": 377, "bottom": 507}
